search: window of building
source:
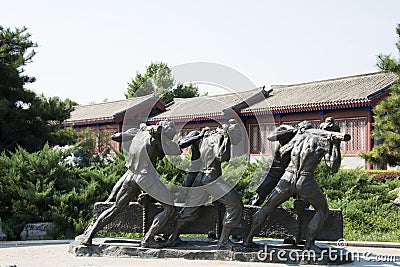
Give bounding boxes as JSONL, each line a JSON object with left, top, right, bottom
{"left": 249, "top": 124, "right": 260, "bottom": 154}
{"left": 336, "top": 118, "right": 367, "bottom": 153}
{"left": 260, "top": 124, "right": 276, "bottom": 155}
{"left": 248, "top": 123, "right": 276, "bottom": 155}
{"left": 248, "top": 118, "right": 367, "bottom": 156}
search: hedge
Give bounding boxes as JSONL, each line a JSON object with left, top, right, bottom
{"left": 1, "top": 145, "right": 400, "bottom": 242}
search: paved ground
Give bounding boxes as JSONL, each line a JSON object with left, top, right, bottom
{"left": 1, "top": 241, "right": 400, "bottom": 267}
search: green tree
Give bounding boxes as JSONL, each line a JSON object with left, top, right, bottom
{"left": 0, "top": 26, "right": 76, "bottom": 152}
{"left": 125, "top": 62, "right": 199, "bottom": 103}
{"left": 362, "top": 24, "right": 400, "bottom": 166}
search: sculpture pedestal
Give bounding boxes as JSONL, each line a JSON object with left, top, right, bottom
{"left": 69, "top": 236, "right": 353, "bottom": 265}
{"left": 93, "top": 202, "right": 344, "bottom": 242}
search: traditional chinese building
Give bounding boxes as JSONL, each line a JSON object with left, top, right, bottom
{"left": 64, "top": 95, "right": 165, "bottom": 152}
{"left": 241, "top": 72, "right": 397, "bottom": 169}
{"left": 64, "top": 72, "right": 398, "bottom": 169}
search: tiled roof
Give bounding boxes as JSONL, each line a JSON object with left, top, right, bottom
{"left": 65, "top": 95, "right": 159, "bottom": 124}
{"left": 150, "top": 87, "right": 268, "bottom": 121}
{"left": 243, "top": 72, "right": 398, "bottom": 114}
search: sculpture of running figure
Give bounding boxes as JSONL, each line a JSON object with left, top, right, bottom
{"left": 166, "top": 119, "right": 243, "bottom": 249}
{"left": 244, "top": 120, "right": 350, "bottom": 252}
{"left": 79, "top": 120, "right": 182, "bottom": 248}
{"left": 175, "top": 127, "right": 210, "bottom": 205}
{"left": 250, "top": 124, "right": 296, "bottom": 206}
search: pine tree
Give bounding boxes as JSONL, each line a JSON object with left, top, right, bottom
{"left": 0, "top": 26, "right": 76, "bottom": 152}
{"left": 363, "top": 24, "right": 400, "bottom": 166}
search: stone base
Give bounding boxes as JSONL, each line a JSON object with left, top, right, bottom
{"left": 69, "top": 237, "right": 353, "bottom": 265}
{"left": 93, "top": 202, "right": 343, "bottom": 242}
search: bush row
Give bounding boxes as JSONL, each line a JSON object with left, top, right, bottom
{"left": 359, "top": 170, "right": 400, "bottom": 181}
{"left": 0, "top": 144, "right": 125, "bottom": 239}
{"left": 1, "top": 145, "right": 400, "bottom": 241}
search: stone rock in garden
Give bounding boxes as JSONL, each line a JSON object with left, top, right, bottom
{"left": 0, "top": 217, "right": 7, "bottom": 241}
{"left": 20, "top": 222, "right": 55, "bottom": 241}
{"left": 394, "top": 196, "right": 400, "bottom": 206}
{"left": 390, "top": 188, "right": 400, "bottom": 206}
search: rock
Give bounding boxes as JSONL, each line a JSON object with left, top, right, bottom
{"left": 394, "top": 197, "right": 400, "bottom": 206}
{"left": 389, "top": 188, "right": 400, "bottom": 206}
{"left": 0, "top": 217, "right": 7, "bottom": 241}
{"left": 389, "top": 188, "right": 400, "bottom": 195}
{"left": 20, "top": 222, "right": 55, "bottom": 241}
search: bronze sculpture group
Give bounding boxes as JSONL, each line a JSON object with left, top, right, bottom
{"left": 79, "top": 117, "right": 350, "bottom": 252}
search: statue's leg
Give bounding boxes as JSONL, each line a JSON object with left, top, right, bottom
{"left": 167, "top": 174, "right": 209, "bottom": 247}
{"left": 166, "top": 206, "right": 200, "bottom": 247}
{"left": 214, "top": 188, "right": 243, "bottom": 248}
{"left": 105, "top": 171, "right": 129, "bottom": 202}
{"left": 176, "top": 172, "right": 198, "bottom": 204}
{"left": 142, "top": 177, "right": 176, "bottom": 247}
{"left": 81, "top": 173, "right": 139, "bottom": 245}
{"left": 165, "top": 220, "right": 187, "bottom": 247}
{"left": 166, "top": 187, "right": 207, "bottom": 247}
{"left": 244, "top": 179, "right": 292, "bottom": 247}
{"left": 297, "top": 177, "right": 329, "bottom": 252}
{"left": 251, "top": 174, "right": 280, "bottom": 206}
{"left": 142, "top": 203, "right": 175, "bottom": 247}
{"left": 182, "top": 171, "right": 198, "bottom": 187}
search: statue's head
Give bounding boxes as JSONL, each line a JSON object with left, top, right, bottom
{"left": 139, "top": 123, "right": 147, "bottom": 131}
{"left": 297, "top": 120, "right": 314, "bottom": 132}
{"left": 267, "top": 124, "right": 296, "bottom": 143}
{"left": 227, "top": 119, "right": 242, "bottom": 145}
{"left": 324, "top": 117, "right": 335, "bottom": 124}
{"left": 155, "top": 120, "right": 176, "bottom": 140}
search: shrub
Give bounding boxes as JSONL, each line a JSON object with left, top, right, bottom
{"left": 359, "top": 170, "right": 400, "bottom": 181}
{"left": 2, "top": 143, "right": 400, "bottom": 242}
{"left": 314, "top": 164, "right": 400, "bottom": 241}
{"left": 0, "top": 144, "right": 125, "bottom": 240}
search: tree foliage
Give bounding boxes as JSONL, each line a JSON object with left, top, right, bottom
{"left": 362, "top": 24, "right": 400, "bottom": 166}
{"left": 0, "top": 26, "right": 76, "bottom": 152}
{"left": 125, "top": 62, "right": 199, "bottom": 103}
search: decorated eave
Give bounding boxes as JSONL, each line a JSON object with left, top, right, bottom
{"left": 241, "top": 99, "right": 372, "bottom": 116}
{"left": 241, "top": 72, "right": 398, "bottom": 117}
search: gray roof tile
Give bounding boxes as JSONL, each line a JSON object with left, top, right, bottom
{"left": 150, "top": 87, "right": 268, "bottom": 121}
{"left": 65, "top": 95, "right": 158, "bottom": 123}
{"left": 243, "top": 72, "right": 398, "bottom": 113}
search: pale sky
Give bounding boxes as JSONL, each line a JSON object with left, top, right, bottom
{"left": 2, "top": 0, "right": 400, "bottom": 105}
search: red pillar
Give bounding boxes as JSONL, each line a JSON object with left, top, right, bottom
{"left": 366, "top": 109, "right": 373, "bottom": 170}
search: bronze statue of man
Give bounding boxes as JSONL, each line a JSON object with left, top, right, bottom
{"left": 251, "top": 124, "right": 296, "bottom": 206}
{"left": 105, "top": 123, "right": 148, "bottom": 202}
{"left": 244, "top": 121, "right": 350, "bottom": 252}
{"left": 166, "top": 119, "right": 243, "bottom": 249}
{"left": 175, "top": 127, "right": 210, "bottom": 205}
{"left": 79, "top": 120, "right": 182, "bottom": 248}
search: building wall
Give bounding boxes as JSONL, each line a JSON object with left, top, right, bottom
{"left": 73, "top": 122, "right": 121, "bottom": 153}
{"left": 69, "top": 106, "right": 377, "bottom": 169}
{"left": 243, "top": 107, "right": 372, "bottom": 169}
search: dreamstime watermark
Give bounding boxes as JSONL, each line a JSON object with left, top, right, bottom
{"left": 256, "top": 239, "right": 398, "bottom": 263}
